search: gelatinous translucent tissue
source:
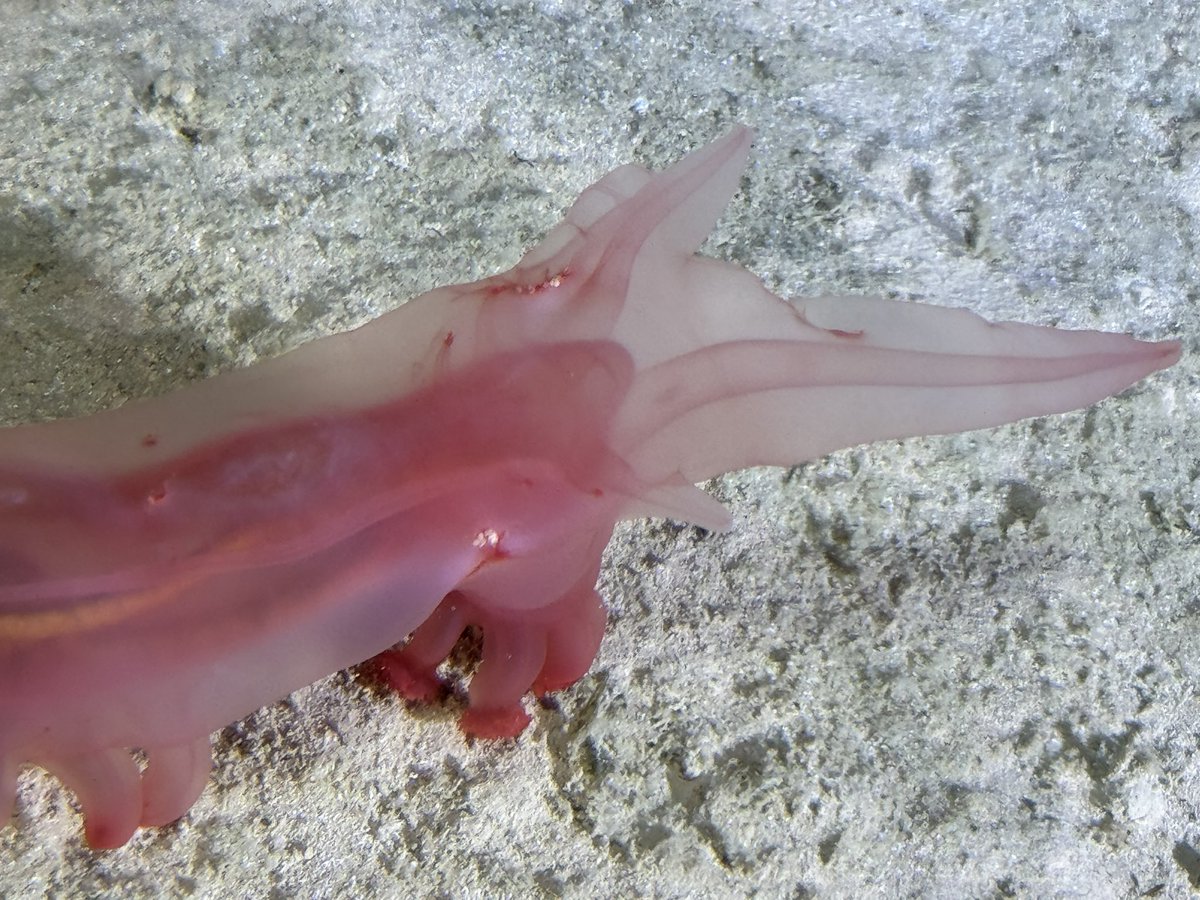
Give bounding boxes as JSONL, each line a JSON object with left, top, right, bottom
{"left": 0, "top": 126, "right": 1179, "bottom": 848}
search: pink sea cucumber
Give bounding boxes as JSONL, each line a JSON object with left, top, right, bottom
{"left": 0, "top": 126, "right": 1179, "bottom": 848}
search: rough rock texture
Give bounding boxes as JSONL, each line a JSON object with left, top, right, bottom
{"left": 0, "top": 2, "right": 1195, "bottom": 896}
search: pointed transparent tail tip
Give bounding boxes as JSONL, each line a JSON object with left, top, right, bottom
{"left": 616, "top": 291, "right": 1180, "bottom": 486}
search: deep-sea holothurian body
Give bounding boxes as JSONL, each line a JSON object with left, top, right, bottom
{"left": 0, "top": 126, "right": 1179, "bottom": 848}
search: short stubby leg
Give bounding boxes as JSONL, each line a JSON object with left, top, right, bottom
{"left": 374, "top": 592, "right": 470, "bottom": 702}
{"left": 140, "top": 737, "right": 212, "bottom": 828}
{"left": 372, "top": 577, "right": 612, "bottom": 738}
{"left": 38, "top": 747, "right": 142, "bottom": 849}
{"left": 532, "top": 584, "right": 608, "bottom": 696}
{"left": 460, "top": 612, "right": 548, "bottom": 738}
{"left": 1, "top": 756, "right": 15, "bottom": 835}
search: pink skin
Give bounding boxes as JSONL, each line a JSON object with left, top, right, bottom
{"left": 0, "top": 126, "right": 1179, "bottom": 848}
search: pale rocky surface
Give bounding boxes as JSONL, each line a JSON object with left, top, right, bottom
{"left": 0, "top": 1, "right": 1197, "bottom": 897}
